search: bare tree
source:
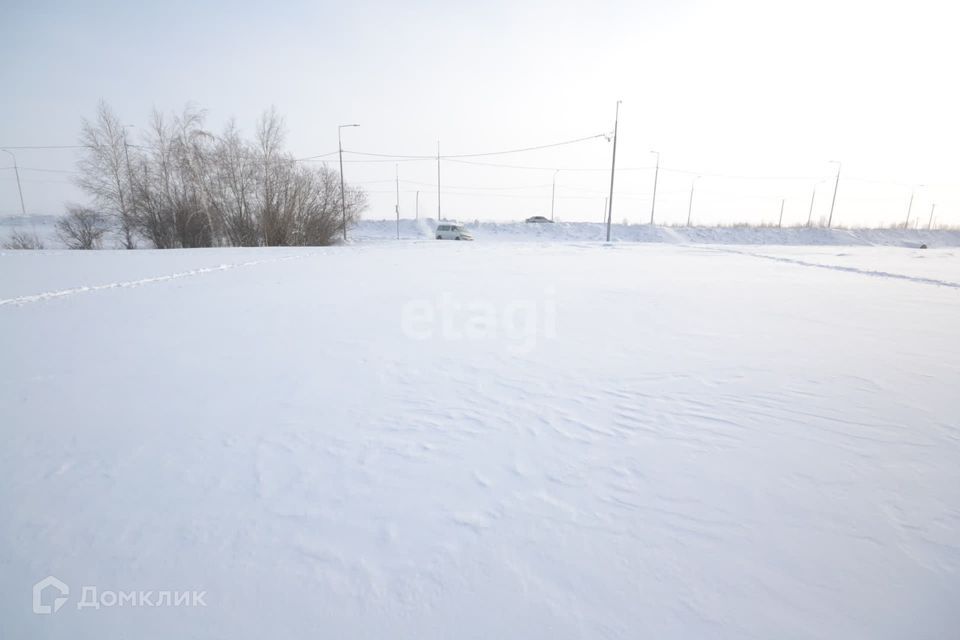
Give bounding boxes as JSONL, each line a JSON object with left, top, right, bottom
{"left": 2, "top": 229, "right": 45, "bottom": 250}
{"left": 207, "top": 120, "right": 259, "bottom": 246}
{"left": 76, "top": 100, "right": 135, "bottom": 248}
{"left": 74, "top": 102, "right": 368, "bottom": 249}
{"left": 55, "top": 205, "right": 110, "bottom": 249}
{"left": 133, "top": 109, "right": 178, "bottom": 248}
{"left": 247, "top": 109, "right": 366, "bottom": 246}
{"left": 169, "top": 106, "right": 216, "bottom": 248}
{"left": 290, "top": 163, "right": 366, "bottom": 246}
{"left": 134, "top": 106, "right": 216, "bottom": 248}
{"left": 256, "top": 107, "right": 289, "bottom": 246}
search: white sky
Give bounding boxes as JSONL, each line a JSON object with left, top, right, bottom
{"left": 2, "top": 0, "right": 959, "bottom": 227}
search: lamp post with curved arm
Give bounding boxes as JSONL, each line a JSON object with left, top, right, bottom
{"left": 649, "top": 150, "right": 660, "bottom": 225}
{"left": 827, "top": 160, "right": 841, "bottom": 228}
{"left": 686, "top": 175, "right": 700, "bottom": 227}
{"left": 605, "top": 100, "right": 621, "bottom": 242}
{"left": 807, "top": 182, "right": 821, "bottom": 227}
{"left": 905, "top": 184, "right": 924, "bottom": 229}
{"left": 338, "top": 124, "right": 360, "bottom": 242}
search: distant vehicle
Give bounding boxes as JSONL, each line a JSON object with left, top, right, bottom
{"left": 525, "top": 216, "right": 554, "bottom": 223}
{"left": 436, "top": 223, "right": 473, "bottom": 241}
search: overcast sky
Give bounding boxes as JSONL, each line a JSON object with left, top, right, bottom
{"left": 2, "top": 0, "right": 958, "bottom": 226}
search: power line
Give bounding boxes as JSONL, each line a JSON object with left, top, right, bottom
{"left": 843, "top": 176, "right": 912, "bottom": 188}
{"left": 4, "top": 140, "right": 959, "bottom": 195}
{"left": 658, "top": 166, "right": 821, "bottom": 180}
{"left": 447, "top": 133, "right": 607, "bottom": 157}
{"left": 444, "top": 160, "right": 848, "bottom": 182}
{"left": 301, "top": 157, "right": 431, "bottom": 164}
{"left": 16, "top": 178, "right": 77, "bottom": 185}
{"left": 366, "top": 188, "right": 611, "bottom": 201}
{"left": 445, "top": 158, "right": 566, "bottom": 171}
{"left": 401, "top": 179, "right": 553, "bottom": 191}
{"left": 342, "top": 133, "right": 607, "bottom": 160}
{"left": 558, "top": 184, "right": 610, "bottom": 194}
{"left": 19, "top": 167, "right": 78, "bottom": 174}
{"left": 0, "top": 145, "right": 88, "bottom": 150}
{"left": 444, "top": 158, "right": 644, "bottom": 172}
{"left": 294, "top": 151, "right": 339, "bottom": 161}
{"left": 3, "top": 144, "right": 343, "bottom": 165}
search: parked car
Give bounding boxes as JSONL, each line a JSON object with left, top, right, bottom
{"left": 436, "top": 223, "right": 473, "bottom": 241}
{"left": 525, "top": 216, "right": 554, "bottom": 223}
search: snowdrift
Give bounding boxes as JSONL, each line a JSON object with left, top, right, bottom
{"left": 356, "top": 218, "right": 960, "bottom": 247}
{"left": 6, "top": 214, "right": 960, "bottom": 249}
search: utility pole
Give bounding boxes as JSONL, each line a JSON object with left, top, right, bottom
{"left": 687, "top": 176, "right": 699, "bottom": 227}
{"left": 416, "top": 190, "right": 419, "bottom": 221}
{"left": 905, "top": 185, "right": 923, "bottom": 228}
{"left": 338, "top": 123, "right": 360, "bottom": 242}
{"left": 649, "top": 150, "right": 660, "bottom": 225}
{"left": 122, "top": 127, "right": 134, "bottom": 187}
{"left": 778, "top": 198, "right": 785, "bottom": 228}
{"left": 928, "top": 203, "right": 936, "bottom": 230}
{"left": 550, "top": 169, "right": 559, "bottom": 221}
{"left": 436, "top": 140, "right": 441, "bottom": 221}
{"left": 122, "top": 125, "right": 137, "bottom": 246}
{"left": 395, "top": 163, "right": 400, "bottom": 240}
{"left": 1, "top": 149, "right": 26, "bottom": 216}
{"left": 605, "top": 100, "right": 621, "bottom": 242}
{"left": 807, "top": 184, "right": 817, "bottom": 226}
{"left": 827, "top": 160, "right": 841, "bottom": 228}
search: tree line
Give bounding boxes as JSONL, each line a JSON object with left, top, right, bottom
{"left": 52, "top": 101, "right": 367, "bottom": 249}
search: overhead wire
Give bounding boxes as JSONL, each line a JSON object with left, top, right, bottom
{"left": 340, "top": 133, "right": 607, "bottom": 160}
{"left": 3, "top": 135, "right": 959, "bottom": 220}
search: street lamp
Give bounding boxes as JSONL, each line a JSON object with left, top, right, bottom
{"left": 905, "top": 184, "right": 924, "bottom": 229}
{"left": 827, "top": 160, "right": 841, "bottom": 228}
{"left": 1, "top": 149, "right": 26, "bottom": 216}
{"left": 807, "top": 182, "right": 821, "bottom": 227}
{"left": 686, "top": 175, "right": 700, "bottom": 227}
{"left": 550, "top": 169, "right": 560, "bottom": 222}
{"left": 649, "top": 150, "right": 660, "bottom": 225}
{"left": 605, "top": 100, "right": 621, "bottom": 242}
{"left": 338, "top": 124, "right": 360, "bottom": 243}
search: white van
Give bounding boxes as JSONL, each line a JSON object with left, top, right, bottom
{"left": 435, "top": 223, "right": 473, "bottom": 241}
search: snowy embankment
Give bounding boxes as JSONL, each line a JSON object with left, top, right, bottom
{"left": 1, "top": 242, "right": 959, "bottom": 639}
{"left": 6, "top": 214, "right": 960, "bottom": 248}
{"left": 355, "top": 218, "right": 960, "bottom": 247}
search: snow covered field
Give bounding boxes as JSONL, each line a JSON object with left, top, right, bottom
{"left": 2, "top": 240, "right": 959, "bottom": 639}
{"left": 6, "top": 214, "right": 960, "bottom": 250}
{"left": 353, "top": 218, "right": 960, "bottom": 247}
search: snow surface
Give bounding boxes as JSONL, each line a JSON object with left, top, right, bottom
{"left": 2, "top": 240, "right": 959, "bottom": 639}
{"left": 353, "top": 218, "right": 960, "bottom": 247}
{"left": 6, "top": 214, "right": 960, "bottom": 250}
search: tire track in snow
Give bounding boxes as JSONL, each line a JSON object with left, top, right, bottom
{"left": 699, "top": 246, "right": 960, "bottom": 289}
{"left": 0, "top": 253, "right": 309, "bottom": 307}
